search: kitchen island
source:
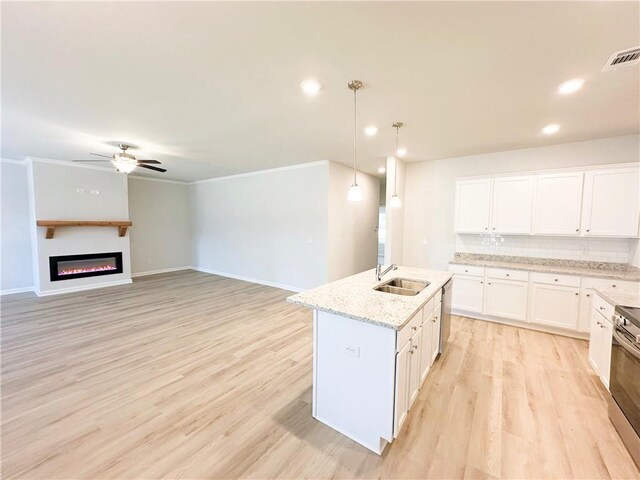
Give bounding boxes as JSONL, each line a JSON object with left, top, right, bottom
{"left": 287, "top": 266, "right": 452, "bottom": 454}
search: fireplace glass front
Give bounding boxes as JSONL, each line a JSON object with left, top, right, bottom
{"left": 49, "top": 252, "right": 123, "bottom": 281}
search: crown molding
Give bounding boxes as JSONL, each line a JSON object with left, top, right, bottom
{"left": 190, "top": 160, "right": 329, "bottom": 185}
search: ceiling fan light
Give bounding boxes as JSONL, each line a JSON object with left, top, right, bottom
{"left": 347, "top": 184, "right": 363, "bottom": 202}
{"left": 112, "top": 158, "right": 136, "bottom": 174}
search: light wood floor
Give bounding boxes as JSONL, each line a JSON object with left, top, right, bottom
{"left": 1, "top": 270, "right": 639, "bottom": 479}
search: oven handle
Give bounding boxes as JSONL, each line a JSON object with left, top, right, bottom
{"left": 613, "top": 328, "right": 640, "bottom": 360}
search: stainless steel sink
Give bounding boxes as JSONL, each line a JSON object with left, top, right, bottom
{"left": 374, "top": 278, "right": 430, "bottom": 296}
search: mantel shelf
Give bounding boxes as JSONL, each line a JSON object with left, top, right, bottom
{"left": 36, "top": 220, "right": 133, "bottom": 239}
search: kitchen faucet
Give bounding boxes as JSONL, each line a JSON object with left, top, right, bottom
{"left": 375, "top": 263, "right": 398, "bottom": 281}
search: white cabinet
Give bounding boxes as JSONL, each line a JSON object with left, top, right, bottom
{"left": 452, "top": 276, "right": 484, "bottom": 313}
{"left": 393, "top": 340, "right": 411, "bottom": 438}
{"left": 484, "top": 279, "right": 528, "bottom": 321}
{"left": 430, "top": 304, "right": 442, "bottom": 364}
{"left": 491, "top": 176, "right": 535, "bottom": 234}
{"left": 455, "top": 179, "right": 492, "bottom": 233}
{"left": 533, "top": 172, "right": 583, "bottom": 235}
{"left": 588, "top": 304, "right": 614, "bottom": 389}
{"left": 578, "top": 290, "right": 594, "bottom": 333}
{"left": 581, "top": 166, "right": 640, "bottom": 237}
{"left": 420, "top": 310, "right": 434, "bottom": 383}
{"left": 408, "top": 328, "right": 422, "bottom": 408}
{"left": 529, "top": 283, "right": 580, "bottom": 330}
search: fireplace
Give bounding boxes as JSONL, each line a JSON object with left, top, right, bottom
{"left": 49, "top": 252, "right": 123, "bottom": 281}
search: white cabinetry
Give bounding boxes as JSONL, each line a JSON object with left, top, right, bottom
{"left": 420, "top": 310, "right": 434, "bottom": 382}
{"left": 429, "top": 305, "right": 442, "bottom": 363}
{"left": 484, "top": 278, "right": 528, "bottom": 321}
{"left": 533, "top": 172, "right": 583, "bottom": 235}
{"left": 393, "top": 340, "right": 411, "bottom": 437}
{"left": 491, "top": 176, "right": 534, "bottom": 234}
{"left": 452, "top": 275, "right": 484, "bottom": 313}
{"left": 588, "top": 294, "right": 614, "bottom": 389}
{"left": 581, "top": 166, "right": 640, "bottom": 237}
{"left": 408, "top": 328, "right": 422, "bottom": 408}
{"left": 454, "top": 179, "right": 492, "bottom": 233}
{"left": 529, "top": 282, "right": 580, "bottom": 330}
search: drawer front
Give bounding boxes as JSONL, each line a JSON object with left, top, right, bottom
{"left": 449, "top": 264, "right": 485, "bottom": 277}
{"left": 531, "top": 272, "right": 581, "bottom": 288}
{"left": 592, "top": 293, "right": 614, "bottom": 322}
{"left": 422, "top": 296, "right": 434, "bottom": 319}
{"left": 582, "top": 277, "right": 639, "bottom": 294}
{"left": 486, "top": 267, "right": 528, "bottom": 282}
{"left": 433, "top": 289, "right": 443, "bottom": 306}
{"left": 397, "top": 308, "right": 423, "bottom": 352}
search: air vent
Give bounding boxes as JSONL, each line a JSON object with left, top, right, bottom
{"left": 602, "top": 46, "right": 640, "bottom": 72}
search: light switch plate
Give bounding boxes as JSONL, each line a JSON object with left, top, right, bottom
{"left": 344, "top": 345, "right": 360, "bottom": 358}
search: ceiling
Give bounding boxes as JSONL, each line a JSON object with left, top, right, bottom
{"left": 2, "top": 2, "right": 639, "bottom": 182}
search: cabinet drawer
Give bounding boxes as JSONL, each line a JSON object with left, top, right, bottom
{"left": 449, "top": 264, "right": 484, "bottom": 277}
{"left": 422, "top": 296, "right": 434, "bottom": 319}
{"left": 592, "top": 293, "right": 614, "bottom": 322}
{"left": 486, "top": 268, "right": 528, "bottom": 282}
{"left": 530, "top": 272, "right": 580, "bottom": 288}
{"left": 582, "top": 277, "right": 639, "bottom": 294}
{"left": 397, "top": 308, "right": 423, "bottom": 352}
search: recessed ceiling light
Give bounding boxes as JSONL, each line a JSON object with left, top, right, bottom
{"left": 364, "top": 126, "right": 378, "bottom": 136}
{"left": 557, "top": 78, "right": 585, "bottom": 95}
{"left": 396, "top": 148, "right": 407, "bottom": 157}
{"left": 542, "top": 124, "right": 560, "bottom": 135}
{"left": 301, "top": 79, "right": 322, "bottom": 96}
{"left": 378, "top": 166, "right": 386, "bottom": 174}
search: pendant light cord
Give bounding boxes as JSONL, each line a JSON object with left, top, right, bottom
{"left": 394, "top": 125, "right": 399, "bottom": 195}
{"left": 352, "top": 88, "right": 357, "bottom": 185}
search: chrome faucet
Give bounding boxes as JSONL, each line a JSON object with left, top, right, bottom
{"left": 376, "top": 263, "right": 398, "bottom": 281}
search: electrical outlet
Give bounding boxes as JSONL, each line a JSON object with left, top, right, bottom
{"left": 344, "top": 345, "right": 360, "bottom": 358}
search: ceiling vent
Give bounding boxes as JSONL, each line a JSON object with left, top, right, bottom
{"left": 602, "top": 46, "right": 640, "bottom": 72}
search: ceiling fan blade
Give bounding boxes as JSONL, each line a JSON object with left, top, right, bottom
{"left": 90, "top": 153, "right": 113, "bottom": 158}
{"left": 135, "top": 160, "right": 162, "bottom": 164}
{"left": 72, "top": 160, "right": 111, "bottom": 162}
{"left": 137, "top": 164, "right": 167, "bottom": 173}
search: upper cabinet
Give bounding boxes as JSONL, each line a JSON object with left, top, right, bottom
{"left": 491, "top": 176, "right": 534, "bottom": 234}
{"left": 454, "top": 164, "right": 640, "bottom": 238}
{"left": 581, "top": 167, "right": 640, "bottom": 237}
{"left": 454, "top": 179, "right": 492, "bottom": 233}
{"left": 533, "top": 172, "right": 584, "bottom": 236}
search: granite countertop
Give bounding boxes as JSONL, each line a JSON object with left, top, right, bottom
{"left": 450, "top": 253, "right": 640, "bottom": 282}
{"left": 286, "top": 267, "right": 452, "bottom": 330}
{"left": 595, "top": 288, "right": 640, "bottom": 308}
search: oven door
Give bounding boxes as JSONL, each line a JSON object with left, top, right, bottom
{"left": 611, "top": 326, "right": 640, "bottom": 437}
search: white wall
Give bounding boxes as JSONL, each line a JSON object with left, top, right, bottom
{"left": 128, "top": 177, "right": 191, "bottom": 275}
{"left": 191, "top": 162, "right": 330, "bottom": 291}
{"left": 402, "top": 135, "right": 640, "bottom": 270}
{"left": 327, "top": 162, "right": 380, "bottom": 281}
{"left": 385, "top": 156, "right": 406, "bottom": 265}
{"left": 30, "top": 160, "right": 132, "bottom": 294}
{"left": 0, "top": 161, "right": 34, "bottom": 292}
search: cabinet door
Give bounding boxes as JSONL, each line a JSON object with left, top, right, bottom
{"left": 393, "top": 341, "right": 411, "bottom": 437}
{"left": 600, "top": 319, "right": 613, "bottom": 389}
{"left": 452, "top": 276, "right": 484, "bottom": 313}
{"left": 420, "top": 311, "right": 434, "bottom": 383}
{"left": 455, "top": 179, "right": 492, "bottom": 233}
{"left": 408, "top": 328, "right": 422, "bottom": 407}
{"left": 430, "top": 308, "right": 441, "bottom": 364}
{"left": 491, "top": 176, "right": 534, "bottom": 234}
{"left": 484, "top": 279, "right": 528, "bottom": 321}
{"left": 588, "top": 309, "right": 603, "bottom": 374}
{"left": 533, "top": 172, "right": 583, "bottom": 235}
{"left": 578, "top": 290, "right": 594, "bottom": 333}
{"left": 582, "top": 166, "right": 640, "bottom": 237}
{"left": 529, "top": 284, "right": 580, "bottom": 330}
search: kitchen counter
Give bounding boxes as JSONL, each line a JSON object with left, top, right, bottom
{"left": 286, "top": 266, "right": 452, "bottom": 330}
{"left": 450, "top": 253, "right": 640, "bottom": 282}
{"left": 595, "top": 288, "right": 640, "bottom": 308}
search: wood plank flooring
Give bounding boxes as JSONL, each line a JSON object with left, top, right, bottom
{"left": 1, "top": 270, "right": 638, "bottom": 479}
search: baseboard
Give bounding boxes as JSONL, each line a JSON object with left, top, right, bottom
{"left": 189, "top": 266, "right": 304, "bottom": 293}
{"left": 0, "top": 286, "right": 35, "bottom": 296}
{"left": 452, "top": 308, "right": 589, "bottom": 340}
{"left": 131, "top": 266, "right": 191, "bottom": 278}
{"left": 34, "top": 279, "right": 133, "bottom": 297}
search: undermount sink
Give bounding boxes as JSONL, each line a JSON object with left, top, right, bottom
{"left": 374, "top": 278, "right": 430, "bottom": 296}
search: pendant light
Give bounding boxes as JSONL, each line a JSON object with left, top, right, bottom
{"left": 389, "top": 122, "right": 403, "bottom": 208}
{"left": 347, "top": 80, "right": 363, "bottom": 202}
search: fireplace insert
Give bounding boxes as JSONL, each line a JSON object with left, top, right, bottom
{"left": 49, "top": 252, "right": 123, "bottom": 281}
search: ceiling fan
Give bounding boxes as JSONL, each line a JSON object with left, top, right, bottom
{"left": 73, "top": 144, "right": 167, "bottom": 173}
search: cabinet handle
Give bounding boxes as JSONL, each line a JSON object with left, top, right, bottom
{"left": 409, "top": 350, "right": 414, "bottom": 355}
{"left": 506, "top": 274, "right": 510, "bottom": 277}
{"left": 575, "top": 292, "right": 579, "bottom": 296}
{"left": 492, "top": 227, "right": 496, "bottom": 230}
{"left": 586, "top": 294, "right": 591, "bottom": 297}
{"left": 488, "top": 282, "right": 492, "bottom": 285}
{"left": 412, "top": 326, "right": 417, "bottom": 331}
{"left": 596, "top": 321, "right": 602, "bottom": 326}
{"left": 612, "top": 285, "right": 617, "bottom": 288}
{"left": 413, "top": 345, "right": 418, "bottom": 350}
{"left": 600, "top": 306, "right": 605, "bottom": 311}
{"left": 484, "top": 227, "right": 488, "bottom": 231}
{"left": 480, "top": 281, "right": 484, "bottom": 284}
{"left": 586, "top": 229, "right": 590, "bottom": 232}
{"left": 554, "top": 279, "right": 558, "bottom": 282}
{"left": 575, "top": 228, "right": 579, "bottom": 232}
{"left": 465, "top": 269, "right": 468, "bottom": 273}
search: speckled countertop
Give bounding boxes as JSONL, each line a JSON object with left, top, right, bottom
{"left": 450, "top": 253, "right": 640, "bottom": 282}
{"left": 595, "top": 288, "right": 640, "bottom": 308}
{"left": 286, "top": 267, "right": 452, "bottom": 330}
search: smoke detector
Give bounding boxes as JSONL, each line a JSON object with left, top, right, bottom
{"left": 602, "top": 46, "right": 640, "bottom": 72}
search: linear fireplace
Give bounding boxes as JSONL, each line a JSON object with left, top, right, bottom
{"left": 49, "top": 252, "right": 123, "bottom": 281}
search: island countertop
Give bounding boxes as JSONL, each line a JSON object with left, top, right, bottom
{"left": 286, "top": 266, "right": 452, "bottom": 330}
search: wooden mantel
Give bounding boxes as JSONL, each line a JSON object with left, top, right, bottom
{"left": 36, "top": 220, "right": 133, "bottom": 239}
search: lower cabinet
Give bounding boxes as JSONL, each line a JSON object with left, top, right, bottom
{"left": 484, "top": 279, "right": 528, "bottom": 321}
{"left": 529, "top": 283, "right": 580, "bottom": 330}
{"left": 393, "top": 340, "right": 411, "bottom": 437}
{"left": 588, "top": 301, "right": 614, "bottom": 389}
{"left": 430, "top": 305, "right": 442, "bottom": 363}
{"left": 408, "top": 328, "right": 422, "bottom": 408}
{"left": 452, "top": 276, "right": 484, "bottom": 313}
{"left": 420, "top": 311, "right": 434, "bottom": 383}
{"left": 578, "top": 290, "right": 594, "bottom": 333}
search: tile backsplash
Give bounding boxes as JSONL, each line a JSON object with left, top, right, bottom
{"left": 456, "top": 234, "right": 630, "bottom": 264}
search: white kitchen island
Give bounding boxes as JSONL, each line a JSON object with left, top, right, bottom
{"left": 287, "top": 267, "right": 452, "bottom": 454}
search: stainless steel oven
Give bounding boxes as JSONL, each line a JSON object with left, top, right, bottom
{"left": 610, "top": 305, "right": 640, "bottom": 467}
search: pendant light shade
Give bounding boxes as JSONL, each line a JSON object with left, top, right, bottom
{"left": 390, "top": 122, "right": 403, "bottom": 208}
{"left": 347, "top": 80, "right": 363, "bottom": 202}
